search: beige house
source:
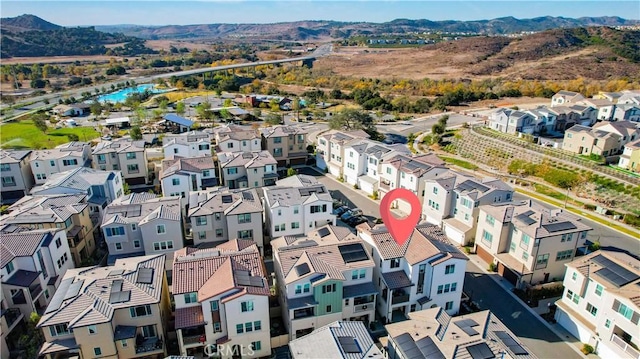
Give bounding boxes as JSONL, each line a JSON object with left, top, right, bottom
{"left": 30, "top": 142, "right": 91, "bottom": 185}
{"left": 592, "top": 121, "right": 640, "bottom": 152}
{"left": 163, "top": 131, "right": 212, "bottom": 160}
{"left": 3, "top": 194, "right": 97, "bottom": 266}
{"left": 0, "top": 150, "right": 34, "bottom": 205}
{"left": 214, "top": 124, "right": 261, "bottom": 153}
{"left": 261, "top": 125, "right": 309, "bottom": 168}
{"left": 474, "top": 201, "right": 592, "bottom": 289}
{"left": 563, "top": 125, "right": 622, "bottom": 157}
{"left": 618, "top": 139, "right": 640, "bottom": 172}
{"left": 37, "top": 254, "right": 171, "bottom": 359}
{"left": 172, "top": 240, "right": 271, "bottom": 358}
{"left": 92, "top": 139, "right": 149, "bottom": 185}
{"left": 218, "top": 151, "right": 278, "bottom": 189}
{"left": 315, "top": 130, "right": 370, "bottom": 177}
{"left": 187, "top": 188, "right": 264, "bottom": 251}
{"left": 288, "top": 321, "right": 382, "bottom": 358}
{"left": 555, "top": 251, "right": 640, "bottom": 359}
{"left": 551, "top": 90, "right": 585, "bottom": 107}
{"left": 385, "top": 308, "right": 537, "bottom": 359}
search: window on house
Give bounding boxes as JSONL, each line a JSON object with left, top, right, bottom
{"left": 274, "top": 148, "right": 283, "bottom": 156}
{"left": 126, "top": 152, "right": 136, "bottom": 160}
{"left": 481, "top": 230, "right": 493, "bottom": 246}
{"left": 605, "top": 319, "right": 611, "bottom": 328}
{"left": 196, "top": 216, "right": 207, "bottom": 226}
{"left": 94, "top": 348, "right": 102, "bottom": 356}
{"left": 88, "top": 325, "right": 97, "bottom": 335}
{"left": 115, "top": 242, "right": 122, "bottom": 251}
{"left": 227, "top": 168, "right": 238, "bottom": 175}
{"left": 486, "top": 214, "right": 495, "bottom": 226}
{"left": 572, "top": 272, "right": 577, "bottom": 281}
{"left": 556, "top": 250, "right": 573, "bottom": 261}
{"left": 536, "top": 254, "right": 549, "bottom": 268}
{"left": 291, "top": 222, "right": 300, "bottom": 229}
{"left": 522, "top": 252, "right": 529, "bottom": 261}
{"left": 184, "top": 292, "right": 197, "bottom": 303}
{"left": 586, "top": 303, "right": 598, "bottom": 317}
{"left": 445, "top": 301, "right": 454, "bottom": 311}
{"left": 130, "top": 305, "right": 152, "bottom": 317}
{"left": 6, "top": 260, "right": 15, "bottom": 274}
{"left": 390, "top": 258, "right": 400, "bottom": 268}
{"left": 236, "top": 324, "right": 243, "bottom": 334}
{"left": 127, "top": 164, "right": 139, "bottom": 173}
{"left": 62, "top": 159, "right": 78, "bottom": 166}
{"left": 322, "top": 283, "right": 337, "bottom": 293}
{"left": 2, "top": 176, "right": 16, "bottom": 186}
{"left": 215, "top": 229, "right": 223, "bottom": 237}
{"left": 303, "top": 283, "right": 310, "bottom": 293}
{"left": 172, "top": 178, "right": 180, "bottom": 185}
{"left": 595, "top": 284, "right": 603, "bottom": 296}
{"left": 326, "top": 305, "right": 332, "bottom": 313}
{"left": 238, "top": 230, "right": 253, "bottom": 239}
{"left": 238, "top": 214, "right": 251, "bottom": 223}
{"left": 157, "top": 224, "right": 166, "bottom": 234}
{"left": 105, "top": 227, "right": 125, "bottom": 237}
{"left": 133, "top": 240, "right": 141, "bottom": 248}
{"left": 252, "top": 341, "right": 262, "bottom": 351}
{"left": 241, "top": 301, "right": 254, "bottom": 312}
{"left": 445, "top": 264, "right": 455, "bottom": 274}
{"left": 520, "top": 234, "right": 531, "bottom": 250}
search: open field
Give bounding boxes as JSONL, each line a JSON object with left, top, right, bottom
{"left": 145, "top": 40, "right": 213, "bottom": 52}
{"left": 0, "top": 55, "right": 137, "bottom": 65}
{"left": 0, "top": 121, "right": 99, "bottom": 149}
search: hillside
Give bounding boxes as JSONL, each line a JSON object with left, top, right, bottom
{"left": 0, "top": 15, "right": 156, "bottom": 58}
{"left": 314, "top": 27, "right": 640, "bottom": 81}
{"left": 95, "top": 16, "right": 639, "bottom": 40}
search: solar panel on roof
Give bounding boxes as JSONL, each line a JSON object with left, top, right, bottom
{"left": 295, "top": 263, "right": 311, "bottom": 276}
{"left": 136, "top": 268, "right": 154, "bottom": 284}
{"left": 466, "top": 342, "right": 495, "bottom": 359}
{"left": 415, "top": 336, "right": 445, "bottom": 359}
{"left": 591, "top": 255, "right": 640, "bottom": 288}
{"left": 337, "top": 336, "right": 361, "bottom": 354}
{"left": 317, "top": 227, "right": 330, "bottom": 238}
{"left": 543, "top": 221, "right": 577, "bottom": 233}
{"left": 394, "top": 333, "right": 423, "bottom": 359}
{"left": 338, "top": 243, "right": 369, "bottom": 263}
{"left": 454, "top": 319, "right": 480, "bottom": 336}
{"left": 495, "top": 331, "right": 528, "bottom": 355}
{"left": 111, "top": 279, "right": 123, "bottom": 293}
{"left": 108, "top": 269, "right": 125, "bottom": 276}
{"left": 516, "top": 213, "right": 536, "bottom": 226}
{"left": 242, "top": 192, "right": 254, "bottom": 200}
{"left": 109, "top": 290, "right": 131, "bottom": 304}
{"left": 221, "top": 195, "right": 233, "bottom": 203}
{"left": 63, "top": 279, "right": 84, "bottom": 301}
{"left": 45, "top": 277, "right": 73, "bottom": 314}
{"left": 249, "top": 277, "right": 264, "bottom": 287}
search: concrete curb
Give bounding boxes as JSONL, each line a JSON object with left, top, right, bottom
{"left": 466, "top": 254, "right": 591, "bottom": 358}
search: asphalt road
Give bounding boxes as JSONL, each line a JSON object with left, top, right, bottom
{"left": 464, "top": 260, "right": 581, "bottom": 359}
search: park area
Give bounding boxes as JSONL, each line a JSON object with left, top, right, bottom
{"left": 0, "top": 120, "right": 99, "bottom": 149}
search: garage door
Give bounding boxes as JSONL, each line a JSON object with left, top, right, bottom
{"left": 443, "top": 223, "right": 465, "bottom": 245}
{"left": 396, "top": 198, "right": 413, "bottom": 215}
{"left": 476, "top": 245, "right": 494, "bottom": 265}
{"left": 498, "top": 263, "right": 519, "bottom": 286}
{"left": 290, "top": 157, "right": 306, "bottom": 166}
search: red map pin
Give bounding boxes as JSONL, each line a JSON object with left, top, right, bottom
{"left": 379, "top": 188, "right": 421, "bottom": 246}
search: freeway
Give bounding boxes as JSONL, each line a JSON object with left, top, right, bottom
{"left": 1, "top": 44, "right": 332, "bottom": 121}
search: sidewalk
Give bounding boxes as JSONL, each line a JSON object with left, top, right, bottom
{"left": 467, "top": 252, "right": 598, "bottom": 359}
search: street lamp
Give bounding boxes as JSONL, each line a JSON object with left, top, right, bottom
{"left": 563, "top": 187, "right": 571, "bottom": 209}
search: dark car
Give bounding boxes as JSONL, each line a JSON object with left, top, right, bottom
{"left": 341, "top": 208, "right": 363, "bottom": 221}
{"left": 345, "top": 216, "right": 368, "bottom": 227}
{"left": 383, "top": 133, "right": 408, "bottom": 145}
{"left": 332, "top": 206, "right": 349, "bottom": 216}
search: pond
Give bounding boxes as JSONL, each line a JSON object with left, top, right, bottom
{"left": 96, "top": 84, "right": 166, "bottom": 103}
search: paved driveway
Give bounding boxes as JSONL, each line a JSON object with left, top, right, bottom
{"left": 464, "top": 260, "right": 581, "bottom": 359}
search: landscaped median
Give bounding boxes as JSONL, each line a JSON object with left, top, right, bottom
{"left": 515, "top": 187, "right": 640, "bottom": 239}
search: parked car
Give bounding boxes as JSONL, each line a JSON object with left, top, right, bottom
{"left": 333, "top": 206, "right": 349, "bottom": 216}
{"left": 345, "top": 216, "right": 368, "bottom": 227}
{"left": 341, "top": 208, "right": 363, "bottom": 221}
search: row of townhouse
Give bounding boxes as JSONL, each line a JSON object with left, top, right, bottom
{"left": 555, "top": 250, "right": 640, "bottom": 359}
{"left": 92, "top": 139, "right": 149, "bottom": 185}
{"left": 218, "top": 151, "right": 278, "bottom": 190}
{"left": 553, "top": 89, "right": 640, "bottom": 122}
{"left": 163, "top": 131, "right": 213, "bottom": 160}
{"left": 488, "top": 106, "right": 597, "bottom": 135}
{"left": 1, "top": 225, "right": 74, "bottom": 358}
{"left": 474, "top": 200, "right": 592, "bottom": 289}
{"left": 563, "top": 120, "right": 640, "bottom": 157}
{"left": 618, "top": 138, "right": 640, "bottom": 172}
{"left": 160, "top": 156, "right": 217, "bottom": 204}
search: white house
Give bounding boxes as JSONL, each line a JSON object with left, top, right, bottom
{"left": 160, "top": 156, "right": 217, "bottom": 205}
{"left": 30, "top": 142, "right": 91, "bottom": 185}
{"left": 357, "top": 223, "right": 468, "bottom": 322}
{"left": 214, "top": 124, "right": 261, "bottom": 153}
{"left": 315, "top": 130, "right": 370, "bottom": 176}
{"left": 612, "top": 104, "right": 640, "bottom": 122}
{"left": 288, "top": 321, "right": 383, "bottom": 359}
{"left": 342, "top": 140, "right": 395, "bottom": 194}
{"left": 555, "top": 250, "right": 640, "bottom": 359}
{"left": 263, "top": 175, "right": 335, "bottom": 238}
{"left": 0, "top": 150, "right": 34, "bottom": 204}
{"left": 172, "top": 240, "right": 271, "bottom": 358}
{"left": 187, "top": 188, "right": 264, "bottom": 251}
{"left": 551, "top": 90, "right": 585, "bottom": 107}
{"left": 272, "top": 225, "right": 378, "bottom": 340}
{"left": 218, "top": 151, "right": 278, "bottom": 189}
{"left": 163, "top": 131, "right": 212, "bottom": 160}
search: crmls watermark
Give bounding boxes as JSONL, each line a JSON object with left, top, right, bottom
{"left": 203, "top": 344, "right": 256, "bottom": 358}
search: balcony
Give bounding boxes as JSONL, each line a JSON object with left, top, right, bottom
{"left": 12, "top": 291, "right": 27, "bottom": 305}
{"left": 379, "top": 181, "right": 391, "bottom": 191}
{"left": 29, "top": 284, "right": 43, "bottom": 299}
{"left": 391, "top": 290, "right": 410, "bottom": 305}
{"left": 1, "top": 308, "right": 23, "bottom": 330}
{"left": 135, "top": 336, "right": 164, "bottom": 354}
{"left": 612, "top": 333, "right": 640, "bottom": 359}
{"left": 293, "top": 307, "right": 315, "bottom": 320}
{"left": 354, "top": 304, "right": 372, "bottom": 313}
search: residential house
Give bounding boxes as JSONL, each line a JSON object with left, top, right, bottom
{"left": 618, "top": 139, "right": 640, "bottom": 172}
{"left": 218, "top": 151, "right": 278, "bottom": 189}
{"left": 2, "top": 289, "right": 25, "bottom": 358}
{"left": 592, "top": 121, "right": 640, "bottom": 154}
{"left": 160, "top": 156, "right": 217, "bottom": 205}
{"left": 92, "top": 139, "right": 149, "bottom": 185}
{"left": 214, "top": 125, "right": 261, "bottom": 153}
{"left": 488, "top": 108, "right": 537, "bottom": 134}
{"left": 563, "top": 125, "right": 622, "bottom": 157}
{"left": 36, "top": 254, "right": 171, "bottom": 359}
{"left": 172, "top": 240, "right": 271, "bottom": 358}
{"left": 578, "top": 99, "right": 617, "bottom": 121}
{"left": 30, "top": 167, "right": 124, "bottom": 221}
{"left": 616, "top": 91, "right": 640, "bottom": 106}
{"left": 341, "top": 140, "right": 395, "bottom": 195}
{"left": 526, "top": 107, "right": 558, "bottom": 134}
{"left": 163, "top": 131, "right": 213, "bottom": 160}
{"left": 568, "top": 104, "right": 598, "bottom": 127}
{"left": 187, "top": 188, "right": 264, "bottom": 251}
{"left": 611, "top": 103, "right": 640, "bottom": 122}
{"left": 30, "top": 142, "right": 92, "bottom": 185}
{"left": 101, "top": 193, "right": 182, "bottom": 268}
{"left": 272, "top": 225, "right": 378, "bottom": 340}
{"left": 385, "top": 308, "right": 537, "bottom": 359}
{"left": 593, "top": 91, "right": 623, "bottom": 103}
{"left": 554, "top": 250, "right": 640, "bottom": 359}
{"left": 357, "top": 223, "right": 468, "bottom": 322}
{"left": 315, "top": 130, "right": 370, "bottom": 176}
{"left": 0, "top": 150, "right": 34, "bottom": 204}
{"left": 288, "top": 321, "right": 383, "bottom": 359}
{"left": 1, "top": 226, "right": 73, "bottom": 322}
{"left": 474, "top": 201, "right": 592, "bottom": 288}
{"left": 261, "top": 125, "right": 308, "bottom": 168}
{"left": 263, "top": 175, "right": 335, "bottom": 238}
{"left": 161, "top": 113, "right": 193, "bottom": 133}
{"left": 52, "top": 104, "right": 83, "bottom": 117}
{"left": 548, "top": 106, "right": 582, "bottom": 132}
{"left": 551, "top": 90, "right": 585, "bottom": 107}
{"left": 378, "top": 154, "right": 447, "bottom": 214}
{"left": 3, "top": 194, "right": 97, "bottom": 266}
{"left": 421, "top": 171, "right": 514, "bottom": 246}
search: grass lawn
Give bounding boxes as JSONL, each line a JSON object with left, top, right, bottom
{"left": 438, "top": 156, "right": 479, "bottom": 170}
{"left": 0, "top": 121, "right": 99, "bottom": 149}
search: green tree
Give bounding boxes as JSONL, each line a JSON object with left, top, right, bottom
{"left": 269, "top": 98, "right": 280, "bottom": 112}
{"left": 265, "top": 113, "right": 282, "bottom": 126}
{"left": 123, "top": 181, "right": 131, "bottom": 195}
{"left": 67, "top": 134, "right": 79, "bottom": 142}
{"left": 130, "top": 126, "right": 142, "bottom": 140}
{"left": 17, "top": 312, "right": 44, "bottom": 359}
{"left": 196, "top": 102, "right": 213, "bottom": 120}
{"left": 329, "top": 108, "right": 381, "bottom": 140}
{"left": 90, "top": 101, "right": 102, "bottom": 119}
{"left": 220, "top": 109, "right": 232, "bottom": 121}
{"left": 175, "top": 102, "right": 186, "bottom": 116}
{"left": 32, "top": 112, "right": 48, "bottom": 133}
{"left": 223, "top": 98, "right": 233, "bottom": 107}
{"left": 286, "top": 167, "right": 297, "bottom": 177}
{"left": 252, "top": 108, "right": 262, "bottom": 118}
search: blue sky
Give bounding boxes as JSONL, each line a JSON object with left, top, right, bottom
{"left": 2, "top": 1, "right": 639, "bottom": 26}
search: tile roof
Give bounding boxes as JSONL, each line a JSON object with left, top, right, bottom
{"left": 386, "top": 154, "right": 445, "bottom": 177}
{"left": 359, "top": 223, "right": 465, "bottom": 265}
{"left": 382, "top": 270, "right": 413, "bottom": 290}
{"left": 4, "top": 269, "right": 40, "bottom": 287}
{"left": 289, "top": 321, "right": 383, "bottom": 359}
{"left": 0, "top": 228, "right": 58, "bottom": 268}
{"left": 275, "top": 174, "right": 319, "bottom": 187}
{"left": 318, "top": 130, "right": 370, "bottom": 143}
{"left": 0, "top": 149, "right": 31, "bottom": 163}
{"left": 30, "top": 142, "right": 89, "bottom": 161}
{"left": 175, "top": 306, "right": 205, "bottom": 330}
{"left": 163, "top": 131, "right": 212, "bottom": 147}
{"left": 264, "top": 183, "right": 332, "bottom": 207}
{"left": 188, "top": 188, "right": 262, "bottom": 217}
{"left": 102, "top": 194, "right": 181, "bottom": 227}
{"left": 3, "top": 194, "right": 87, "bottom": 224}
{"left": 31, "top": 167, "right": 119, "bottom": 195}
{"left": 272, "top": 225, "right": 374, "bottom": 285}
{"left": 160, "top": 156, "right": 215, "bottom": 179}
{"left": 261, "top": 125, "right": 308, "bottom": 138}
{"left": 215, "top": 124, "right": 260, "bottom": 142}
{"left": 92, "top": 138, "right": 145, "bottom": 155}
{"left": 39, "top": 338, "right": 78, "bottom": 356}
{"left": 38, "top": 254, "right": 166, "bottom": 328}
{"left": 172, "top": 240, "right": 269, "bottom": 301}
{"left": 218, "top": 151, "right": 277, "bottom": 169}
